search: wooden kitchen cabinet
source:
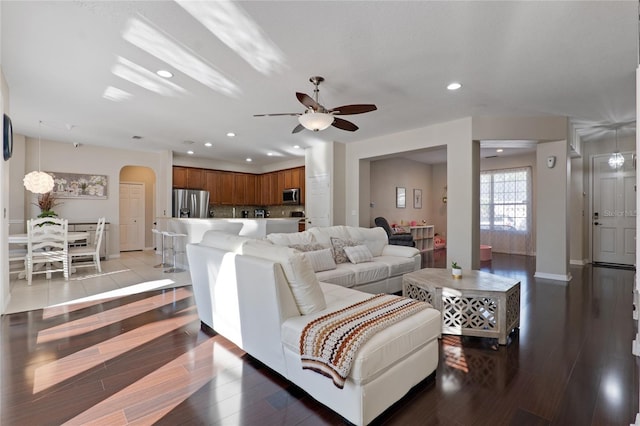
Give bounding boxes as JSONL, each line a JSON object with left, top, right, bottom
{"left": 233, "top": 173, "right": 247, "bottom": 205}
{"left": 186, "top": 168, "right": 204, "bottom": 189}
{"left": 219, "top": 172, "right": 235, "bottom": 205}
{"left": 271, "top": 172, "right": 280, "bottom": 205}
{"left": 172, "top": 166, "right": 204, "bottom": 189}
{"left": 174, "top": 166, "right": 304, "bottom": 206}
{"left": 245, "top": 174, "right": 258, "bottom": 205}
{"left": 205, "top": 170, "right": 221, "bottom": 204}
{"left": 173, "top": 167, "right": 187, "bottom": 188}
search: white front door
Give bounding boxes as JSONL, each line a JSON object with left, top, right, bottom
{"left": 592, "top": 153, "right": 636, "bottom": 265}
{"left": 120, "top": 182, "right": 145, "bottom": 251}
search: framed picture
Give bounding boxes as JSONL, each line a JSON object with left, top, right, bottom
{"left": 414, "top": 189, "right": 422, "bottom": 209}
{"left": 47, "top": 171, "right": 108, "bottom": 199}
{"left": 396, "top": 187, "right": 406, "bottom": 208}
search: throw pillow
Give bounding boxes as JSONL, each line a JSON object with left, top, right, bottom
{"left": 303, "top": 248, "right": 337, "bottom": 272}
{"left": 343, "top": 245, "right": 374, "bottom": 264}
{"left": 242, "top": 241, "right": 326, "bottom": 315}
{"left": 330, "top": 237, "right": 360, "bottom": 264}
{"left": 289, "top": 243, "right": 326, "bottom": 252}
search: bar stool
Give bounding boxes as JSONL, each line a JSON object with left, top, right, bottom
{"left": 152, "top": 229, "right": 171, "bottom": 269}
{"left": 164, "top": 231, "right": 187, "bottom": 273}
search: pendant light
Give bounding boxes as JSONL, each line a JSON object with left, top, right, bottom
{"left": 608, "top": 128, "right": 624, "bottom": 169}
{"left": 23, "top": 120, "right": 54, "bottom": 193}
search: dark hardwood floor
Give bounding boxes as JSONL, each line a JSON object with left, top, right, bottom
{"left": 1, "top": 252, "right": 637, "bottom": 425}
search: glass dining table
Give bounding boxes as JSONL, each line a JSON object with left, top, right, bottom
{"left": 8, "top": 231, "right": 90, "bottom": 279}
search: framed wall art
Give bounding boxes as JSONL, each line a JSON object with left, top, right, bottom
{"left": 47, "top": 171, "right": 108, "bottom": 199}
{"left": 414, "top": 189, "right": 422, "bottom": 209}
{"left": 396, "top": 187, "right": 406, "bottom": 208}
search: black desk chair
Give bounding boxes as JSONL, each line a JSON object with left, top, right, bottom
{"left": 374, "top": 217, "right": 415, "bottom": 247}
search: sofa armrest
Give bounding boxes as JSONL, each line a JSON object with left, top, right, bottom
{"left": 381, "top": 244, "right": 420, "bottom": 258}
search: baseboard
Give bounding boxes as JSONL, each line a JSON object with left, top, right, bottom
{"left": 570, "top": 259, "right": 589, "bottom": 266}
{"left": 534, "top": 271, "right": 573, "bottom": 282}
{"left": 108, "top": 253, "right": 121, "bottom": 259}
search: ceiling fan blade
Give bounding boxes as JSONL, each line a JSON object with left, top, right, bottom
{"left": 329, "top": 104, "right": 377, "bottom": 115}
{"left": 296, "top": 92, "right": 321, "bottom": 111}
{"left": 253, "top": 112, "right": 300, "bottom": 117}
{"left": 332, "top": 117, "right": 359, "bottom": 132}
{"left": 292, "top": 123, "right": 305, "bottom": 134}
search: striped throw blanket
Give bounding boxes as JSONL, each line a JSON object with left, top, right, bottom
{"left": 300, "top": 294, "right": 428, "bottom": 388}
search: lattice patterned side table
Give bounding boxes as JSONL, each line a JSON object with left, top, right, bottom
{"left": 403, "top": 268, "right": 520, "bottom": 345}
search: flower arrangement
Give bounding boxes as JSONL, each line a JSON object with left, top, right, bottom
{"left": 34, "top": 191, "right": 61, "bottom": 218}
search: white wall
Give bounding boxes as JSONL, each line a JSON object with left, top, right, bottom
{"left": 369, "top": 158, "right": 432, "bottom": 228}
{"left": 18, "top": 136, "right": 170, "bottom": 257}
{"left": 0, "top": 63, "right": 9, "bottom": 313}
{"left": 346, "top": 117, "right": 478, "bottom": 269}
{"left": 535, "top": 140, "right": 571, "bottom": 280}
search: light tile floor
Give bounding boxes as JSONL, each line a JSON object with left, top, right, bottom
{"left": 6, "top": 251, "right": 192, "bottom": 314}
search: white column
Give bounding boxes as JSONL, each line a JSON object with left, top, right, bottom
{"left": 535, "top": 140, "right": 571, "bottom": 281}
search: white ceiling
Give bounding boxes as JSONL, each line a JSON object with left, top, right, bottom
{"left": 1, "top": 1, "right": 637, "bottom": 169}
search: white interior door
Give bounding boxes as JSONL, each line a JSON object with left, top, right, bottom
{"left": 120, "top": 182, "right": 145, "bottom": 251}
{"left": 592, "top": 153, "right": 636, "bottom": 265}
{"left": 306, "top": 174, "right": 330, "bottom": 228}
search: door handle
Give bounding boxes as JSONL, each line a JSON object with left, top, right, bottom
{"left": 594, "top": 222, "right": 599, "bottom": 226}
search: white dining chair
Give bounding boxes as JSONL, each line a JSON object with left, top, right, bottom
{"left": 68, "top": 217, "right": 105, "bottom": 274}
{"left": 26, "top": 217, "right": 69, "bottom": 285}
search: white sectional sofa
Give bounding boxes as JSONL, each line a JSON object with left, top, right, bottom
{"left": 187, "top": 229, "right": 441, "bottom": 425}
{"left": 266, "top": 225, "right": 422, "bottom": 294}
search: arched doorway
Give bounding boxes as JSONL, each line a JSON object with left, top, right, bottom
{"left": 119, "top": 166, "right": 156, "bottom": 252}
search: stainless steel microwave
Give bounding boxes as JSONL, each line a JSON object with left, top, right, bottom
{"left": 283, "top": 188, "right": 300, "bottom": 204}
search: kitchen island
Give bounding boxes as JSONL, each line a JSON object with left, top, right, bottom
{"left": 159, "top": 218, "right": 301, "bottom": 270}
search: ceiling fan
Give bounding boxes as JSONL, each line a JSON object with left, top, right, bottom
{"left": 254, "top": 76, "right": 377, "bottom": 133}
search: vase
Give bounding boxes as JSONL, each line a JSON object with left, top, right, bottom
{"left": 452, "top": 267, "right": 462, "bottom": 279}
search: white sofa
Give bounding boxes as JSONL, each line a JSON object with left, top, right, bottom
{"left": 266, "top": 225, "right": 422, "bottom": 294}
{"left": 187, "top": 230, "right": 441, "bottom": 425}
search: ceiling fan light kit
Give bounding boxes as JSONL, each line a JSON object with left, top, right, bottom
{"left": 298, "top": 111, "right": 334, "bottom": 131}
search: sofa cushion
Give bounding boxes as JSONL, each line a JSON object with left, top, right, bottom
{"left": 243, "top": 241, "right": 326, "bottom": 315}
{"left": 281, "top": 283, "right": 441, "bottom": 385}
{"left": 309, "top": 226, "right": 352, "bottom": 247}
{"left": 315, "top": 265, "right": 356, "bottom": 287}
{"left": 338, "top": 261, "right": 389, "bottom": 286}
{"left": 330, "top": 237, "right": 361, "bottom": 264}
{"left": 200, "top": 231, "right": 253, "bottom": 252}
{"left": 303, "top": 248, "right": 337, "bottom": 272}
{"left": 266, "top": 230, "right": 317, "bottom": 246}
{"left": 346, "top": 227, "right": 387, "bottom": 257}
{"left": 344, "top": 245, "right": 374, "bottom": 264}
{"left": 375, "top": 255, "right": 418, "bottom": 277}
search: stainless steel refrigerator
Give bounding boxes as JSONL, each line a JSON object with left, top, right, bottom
{"left": 172, "top": 189, "right": 210, "bottom": 218}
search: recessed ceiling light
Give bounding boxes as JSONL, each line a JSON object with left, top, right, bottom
{"left": 496, "top": 149, "right": 504, "bottom": 153}
{"left": 245, "top": 157, "right": 252, "bottom": 162}
{"left": 267, "top": 152, "right": 273, "bottom": 156}
{"left": 293, "top": 145, "right": 300, "bottom": 149}
{"left": 156, "top": 69, "right": 173, "bottom": 78}
{"left": 447, "top": 82, "right": 462, "bottom": 91}
{"left": 187, "top": 150, "right": 194, "bottom": 155}
{"left": 227, "top": 132, "right": 236, "bottom": 137}
{"left": 204, "top": 142, "right": 213, "bottom": 147}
